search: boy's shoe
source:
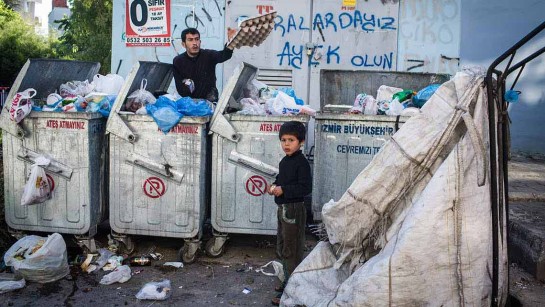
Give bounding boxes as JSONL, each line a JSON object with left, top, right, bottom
{"left": 271, "top": 293, "right": 282, "bottom": 306}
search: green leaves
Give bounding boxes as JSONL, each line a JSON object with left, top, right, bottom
{"left": 0, "top": 2, "right": 56, "bottom": 86}
{"left": 57, "top": 0, "right": 113, "bottom": 74}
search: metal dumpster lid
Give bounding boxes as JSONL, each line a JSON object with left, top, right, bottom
{"left": 209, "top": 62, "right": 258, "bottom": 141}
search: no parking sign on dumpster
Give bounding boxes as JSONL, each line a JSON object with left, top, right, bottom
{"left": 125, "top": 0, "right": 171, "bottom": 47}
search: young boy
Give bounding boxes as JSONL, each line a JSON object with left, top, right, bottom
{"left": 268, "top": 121, "right": 312, "bottom": 306}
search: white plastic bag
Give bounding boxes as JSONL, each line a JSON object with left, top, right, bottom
{"left": 237, "top": 98, "right": 266, "bottom": 115}
{"left": 363, "top": 97, "right": 379, "bottom": 115}
{"left": 0, "top": 274, "right": 25, "bottom": 294}
{"left": 136, "top": 280, "right": 171, "bottom": 300}
{"left": 59, "top": 80, "right": 95, "bottom": 97}
{"left": 9, "top": 88, "right": 36, "bottom": 124}
{"left": 125, "top": 79, "right": 156, "bottom": 112}
{"left": 92, "top": 74, "right": 124, "bottom": 95}
{"left": 4, "top": 233, "right": 69, "bottom": 283}
{"left": 99, "top": 265, "right": 131, "bottom": 285}
{"left": 21, "top": 156, "right": 51, "bottom": 206}
{"left": 257, "top": 260, "right": 285, "bottom": 283}
{"left": 376, "top": 85, "right": 402, "bottom": 102}
{"left": 386, "top": 98, "right": 404, "bottom": 116}
{"left": 270, "top": 92, "right": 316, "bottom": 116}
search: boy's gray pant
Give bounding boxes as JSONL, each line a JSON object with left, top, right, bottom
{"left": 276, "top": 202, "right": 306, "bottom": 284}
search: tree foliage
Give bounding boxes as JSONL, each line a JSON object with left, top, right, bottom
{"left": 0, "top": 1, "right": 58, "bottom": 86}
{"left": 57, "top": 0, "right": 113, "bottom": 74}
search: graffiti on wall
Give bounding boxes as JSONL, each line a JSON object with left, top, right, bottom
{"left": 273, "top": 10, "right": 397, "bottom": 70}
{"left": 398, "top": 0, "right": 460, "bottom": 73}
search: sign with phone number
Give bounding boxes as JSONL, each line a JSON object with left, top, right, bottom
{"left": 125, "top": 0, "right": 171, "bottom": 47}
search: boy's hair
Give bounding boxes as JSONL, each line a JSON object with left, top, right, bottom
{"left": 279, "top": 121, "right": 306, "bottom": 142}
{"left": 181, "top": 28, "right": 200, "bottom": 42}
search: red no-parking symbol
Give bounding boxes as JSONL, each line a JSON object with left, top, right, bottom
{"left": 245, "top": 175, "right": 268, "bottom": 197}
{"left": 143, "top": 177, "right": 166, "bottom": 198}
{"left": 46, "top": 174, "right": 55, "bottom": 192}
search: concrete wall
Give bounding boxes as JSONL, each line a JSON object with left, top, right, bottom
{"left": 460, "top": 0, "right": 545, "bottom": 154}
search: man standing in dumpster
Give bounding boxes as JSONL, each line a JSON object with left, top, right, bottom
{"left": 173, "top": 28, "right": 234, "bottom": 102}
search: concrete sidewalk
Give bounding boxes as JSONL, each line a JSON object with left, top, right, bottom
{"left": 508, "top": 152, "right": 545, "bottom": 305}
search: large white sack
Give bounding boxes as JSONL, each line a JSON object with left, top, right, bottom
{"left": 282, "top": 68, "right": 506, "bottom": 306}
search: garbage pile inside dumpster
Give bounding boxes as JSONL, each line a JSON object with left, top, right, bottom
{"left": 281, "top": 67, "right": 507, "bottom": 306}
{"left": 348, "top": 83, "right": 441, "bottom": 116}
{"left": 10, "top": 73, "right": 124, "bottom": 121}
{"left": 235, "top": 77, "right": 316, "bottom": 117}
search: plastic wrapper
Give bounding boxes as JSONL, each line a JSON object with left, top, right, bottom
{"left": 99, "top": 265, "right": 131, "bottom": 285}
{"left": 0, "top": 274, "right": 25, "bottom": 294}
{"left": 412, "top": 84, "right": 440, "bottom": 108}
{"left": 95, "top": 248, "right": 115, "bottom": 270}
{"left": 124, "top": 79, "right": 156, "bottom": 113}
{"left": 256, "top": 261, "right": 285, "bottom": 283}
{"left": 21, "top": 156, "right": 51, "bottom": 206}
{"left": 136, "top": 280, "right": 171, "bottom": 300}
{"left": 9, "top": 88, "right": 35, "bottom": 123}
{"left": 4, "top": 233, "right": 69, "bottom": 283}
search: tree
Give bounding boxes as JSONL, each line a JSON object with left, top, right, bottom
{"left": 57, "top": 0, "right": 112, "bottom": 74}
{"left": 0, "top": 1, "right": 58, "bottom": 87}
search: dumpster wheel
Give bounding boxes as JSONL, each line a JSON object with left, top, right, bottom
{"left": 205, "top": 236, "right": 227, "bottom": 257}
{"left": 179, "top": 239, "right": 200, "bottom": 264}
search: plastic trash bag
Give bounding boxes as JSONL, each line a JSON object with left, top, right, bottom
{"left": 0, "top": 273, "right": 25, "bottom": 294}
{"left": 269, "top": 92, "right": 316, "bottom": 116}
{"left": 9, "top": 88, "right": 36, "bottom": 123}
{"left": 146, "top": 96, "right": 183, "bottom": 133}
{"left": 412, "top": 84, "right": 440, "bottom": 108}
{"left": 136, "top": 280, "right": 171, "bottom": 300}
{"left": 125, "top": 79, "right": 156, "bottom": 113}
{"left": 99, "top": 265, "right": 131, "bottom": 285}
{"left": 350, "top": 93, "right": 368, "bottom": 114}
{"left": 256, "top": 261, "right": 285, "bottom": 283}
{"left": 4, "top": 233, "right": 69, "bottom": 283}
{"left": 176, "top": 97, "right": 214, "bottom": 116}
{"left": 59, "top": 80, "right": 95, "bottom": 97}
{"left": 92, "top": 74, "right": 124, "bottom": 95}
{"left": 386, "top": 98, "right": 404, "bottom": 116}
{"left": 279, "top": 88, "right": 304, "bottom": 105}
{"left": 21, "top": 156, "right": 51, "bottom": 206}
{"left": 84, "top": 93, "right": 116, "bottom": 117}
{"left": 363, "top": 97, "right": 379, "bottom": 115}
{"left": 237, "top": 98, "right": 266, "bottom": 115}
{"left": 376, "top": 85, "right": 402, "bottom": 102}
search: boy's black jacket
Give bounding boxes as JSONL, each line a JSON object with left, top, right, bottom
{"left": 273, "top": 150, "right": 312, "bottom": 205}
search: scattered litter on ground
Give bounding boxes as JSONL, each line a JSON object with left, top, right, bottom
{"left": 242, "top": 287, "right": 252, "bottom": 294}
{"left": 136, "top": 280, "right": 171, "bottom": 300}
{"left": 163, "top": 262, "right": 183, "bottom": 268}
